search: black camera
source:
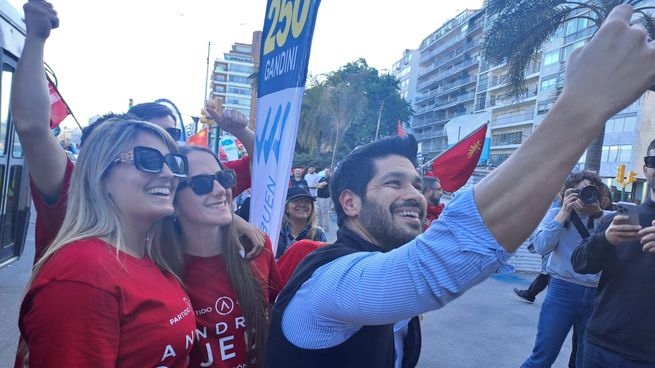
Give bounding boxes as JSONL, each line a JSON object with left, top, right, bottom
{"left": 574, "top": 186, "right": 599, "bottom": 204}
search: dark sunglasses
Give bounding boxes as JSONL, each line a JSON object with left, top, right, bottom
{"left": 645, "top": 156, "right": 655, "bottom": 168}
{"left": 165, "top": 127, "right": 182, "bottom": 141}
{"left": 113, "top": 146, "right": 188, "bottom": 177}
{"left": 177, "top": 170, "right": 237, "bottom": 195}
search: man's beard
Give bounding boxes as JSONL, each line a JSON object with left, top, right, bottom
{"left": 359, "top": 198, "right": 423, "bottom": 251}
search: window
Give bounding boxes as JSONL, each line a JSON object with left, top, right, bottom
{"left": 561, "top": 40, "right": 585, "bottom": 61}
{"left": 228, "top": 75, "right": 249, "bottom": 84}
{"left": 543, "top": 49, "right": 559, "bottom": 66}
{"left": 228, "top": 86, "right": 250, "bottom": 95}
{"left": 619, "top": 145, "right": 632, "bottom": 162}
{"left": 0, "top": 67, "right": 13, "bottom": 155}
{"left": 540, "top": 75, "right": 557, "bottom": 91}
{"left": 491, "top": 131, "right": 522, "bottom": 146}
{"left": 537, "top": 101, "right": 554, "bottom": 115}
{"left": 478, "top": 73, "right": 488, "bottom": 91}
{"left": 624, "top": 116, "right": 636, "bottom": 131}
{"left": 608, "top": 146, "right": 618, "bottom": 162}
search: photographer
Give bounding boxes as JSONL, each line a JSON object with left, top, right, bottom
{"left": 522, "top": 171, "right": 612, "bottom": 368}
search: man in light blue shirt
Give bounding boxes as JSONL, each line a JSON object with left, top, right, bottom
{"left": 266, "top": 6, "right": 655, "bottom": 367}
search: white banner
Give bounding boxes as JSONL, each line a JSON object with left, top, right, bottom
{"left": 250, "top": 0, "right": 321, "bottom": 252}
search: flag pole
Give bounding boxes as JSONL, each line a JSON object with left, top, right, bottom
{"left": 417, "top": 121, "right": 489, "bottom": 172}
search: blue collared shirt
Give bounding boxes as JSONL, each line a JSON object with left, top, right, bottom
{"left": 281, "top": 189, "right": 513, "bottom": 367}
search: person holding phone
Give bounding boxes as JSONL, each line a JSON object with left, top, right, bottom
{"left": 571, "top": 140, "right": 655, "bottom": 367}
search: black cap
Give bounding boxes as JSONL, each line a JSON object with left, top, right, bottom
{"left": 287, "top": 186, "right": 315, "bottom": 202}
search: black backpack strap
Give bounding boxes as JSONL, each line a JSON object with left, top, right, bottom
{"left": 569, "top": 211, "right": 590, "bottom": 239}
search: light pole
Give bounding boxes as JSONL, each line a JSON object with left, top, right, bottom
{"left": 374, "top": 102, "right": 384, "bottom": 141}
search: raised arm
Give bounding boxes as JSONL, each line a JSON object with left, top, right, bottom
{"left": 13, "top": 0, "right": 67, "bottom": 201}
{"left": 476, "top": 5, "right": 655, "bottom": 251}
{"left": 207, "top": 107, "right": 254, "bottom": 156}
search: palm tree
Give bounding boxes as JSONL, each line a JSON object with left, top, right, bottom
{"left": 482, "top": 0, "right": 655, "bottom": 172}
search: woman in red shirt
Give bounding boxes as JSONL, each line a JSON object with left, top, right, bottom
{"left": 158, "top": 145, "right": 282, "bottom": 368}
{"left": 19, "top": 120, "right": 196, "bottom": 367}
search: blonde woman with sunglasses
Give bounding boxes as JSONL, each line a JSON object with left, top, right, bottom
{"left": 19, "top": 120, "right": 196, "bottom": 367}
{"left": 158, "top": 145, "right": 282, "bottom": 368}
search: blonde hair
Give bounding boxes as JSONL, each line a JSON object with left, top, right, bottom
{"left": 28, "top": 119, "right": 181, "bottom": 286}
{"left": 283, "top": 198, "right": 320, "bottom": 240}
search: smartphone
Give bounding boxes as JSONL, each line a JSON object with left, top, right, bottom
{"left": 616, "top": 201, "right": 639, "bottom": 226}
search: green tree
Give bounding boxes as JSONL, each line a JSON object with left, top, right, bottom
{"left": 296, "top": 59, "right": 412, "bottom": 168}
{"left": 482, "top": 0, "right": 655, "bottom": 172}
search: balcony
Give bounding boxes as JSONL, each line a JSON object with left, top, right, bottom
{"left": 492, "top": 112, "right": 534, "bottom": 127}
{"left": 415, "top": 91, "right": 475, "bottom": 115}
{"left": 417, "top": 59, "right": 478, "bottom": 90}
{"left": 435, "top": 91, "right": 475, "bottom": 108}
{"left": 415, "top": 76, "right": 476, "bottom": 104}
{"left": 489, "top": 88, "right": 538, "bottom": 108}
{"left": 412, "top": 110, "right": 469, "bottom": 129}
{"left": 414, "top": 129, "right": 446, "bottom": 140}
{"left": 422, "top": 40, "right": 480, "bottom": 75}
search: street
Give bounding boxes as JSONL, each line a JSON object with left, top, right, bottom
{"left": 0, "top": 215, "right": 572, "bottom": 367}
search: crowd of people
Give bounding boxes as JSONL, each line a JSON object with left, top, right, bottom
{"left": 9, "top": 1, "right": 655, "bottom": 367}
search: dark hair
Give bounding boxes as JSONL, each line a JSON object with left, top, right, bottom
{"left": 129, "top": 102, "right": 176, "bottom": 123}
{"left": 80, "top": 112, "right": 136, "bottom": 146}
{"left": 155, "top": 145, "right": 269, "bottom": 367}
{"left": 647, "top": 138, "right": 655, "bottom": 155}
{"left": 330, "top": 135, "right": 418, "bottom": 226}
{"left": 422, "top": 176, "right": 440, "bottom": 194}
{"left": 561, "top": 170, "right": 605, "bottom": 198}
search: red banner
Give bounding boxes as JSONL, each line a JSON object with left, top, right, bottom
{"left": 431, "top": 123, "right": 487, "bottom": 192}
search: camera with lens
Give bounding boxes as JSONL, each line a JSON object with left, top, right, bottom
{"left": 573, "top": 185, "right": 599, "bottom": 204}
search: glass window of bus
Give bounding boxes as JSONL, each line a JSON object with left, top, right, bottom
{"left": 0, "top": 65, "right": 12, "bottom": 156}
{"left": 13, "top": 131, "right": 22, "bottom": 158}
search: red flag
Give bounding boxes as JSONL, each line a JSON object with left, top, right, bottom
{"left": 48, "top": 80, "right": 70, "bottom": 129}
{"left": 397, "top": 119, "right": 406, "bottom": 137}
{"left": 219, "top": 145, "right": 228, "bottom": 161}
{"left": 187, "top": 128, "right": 209, "bottom": 146}
{"left": 431, "top": 123, "right": 487, "bottom": 192}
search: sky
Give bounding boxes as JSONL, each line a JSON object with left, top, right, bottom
{"left": 8, "top": 0, "right": 484, "bottom": 127}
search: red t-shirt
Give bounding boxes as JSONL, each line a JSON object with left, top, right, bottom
{"left": 184, "top": 237, "right": 282, "bottom": 368}
{"left": 223, "top": 155, "right": 251, "bottom": 197}
{"left": 19, "top": 238, "right": 196, "bottom": 367}
{"left": 277, "top": 239, "right": 327, "bottom": 288}
{"left": 424, "top": 203, "right": 445, "bottom": 231}
{"left": 29, "top": 157, "right": 74, "bottom": 263}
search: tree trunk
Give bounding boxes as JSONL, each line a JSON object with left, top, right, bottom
{"left": 583, "top": 124, "right": 606, "bottom": 173}
{"left": 331, "top": 122, "right": 342, "bottom": 170}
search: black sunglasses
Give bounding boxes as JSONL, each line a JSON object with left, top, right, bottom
{"left": 177, "top": 170, "right": 237, "bottom": 195}
{"left": 645, "top": 156, "right": 655, "bottom": 168}
{"left": 165, "top": 127, "right": 182, "bottom": 141}
{"left": 113, "top": 146, "right": 188, "bottom": 177}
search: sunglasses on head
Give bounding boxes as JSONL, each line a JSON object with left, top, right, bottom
{"left": 113, "top": 146, "right": 188, "bottom": 177}
{"left": 165, "top": 127, "right": 182, "bottom": 141}
{"left": 177, "top": 170, "right": 237, "bottom": 195}
{"left": 645, "top": 156, "right": 655, "bottom": 168}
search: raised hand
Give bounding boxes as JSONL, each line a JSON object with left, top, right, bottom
{"left": 605, "top": 215, "right": 641, "bottom": 246}
{"left": 24, "top": 0, "right": 59, "bottom": 41}
{"left": 206, "top": 107, "right": 249, "bottom": 136}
